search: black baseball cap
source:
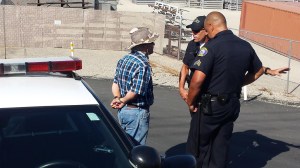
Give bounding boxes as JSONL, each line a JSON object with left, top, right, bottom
{"left": 186, "top": 16, "right": 206, "bottom": 32}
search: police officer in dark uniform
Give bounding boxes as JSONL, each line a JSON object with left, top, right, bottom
{"left": 180, "top": 14, "right": 289, "bottom": 159}
{"left": 179, "top": 15, "right": 208, "bottom": 98}
{"left": 179, "top": 16, "right": 208, "bottom": 157}
{"left": 187, "top": 12, "right": 265, "bottom": 168}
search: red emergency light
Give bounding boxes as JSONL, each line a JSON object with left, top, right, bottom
{"left": 0, "top": 57, "right": 82, "bottom": 75}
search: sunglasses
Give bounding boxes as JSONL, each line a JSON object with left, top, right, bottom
{"left": 192, "top": 30, "right": 200, "bottom": 34}
{"left": 192, "top": 28, "right": 205, "bottom": 34}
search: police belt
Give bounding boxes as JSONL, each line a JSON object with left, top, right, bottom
{"left": 203, "top": 93, "right": 240, "bottom": 101}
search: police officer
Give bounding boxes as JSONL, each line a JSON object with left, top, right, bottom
{"left": 179, "top": 15, "right": 208, "bottom": 101}
{"left": 187, "top": 11, "right": 264, "bottom": 168}
{"left": 179, "top": 16, "right": 208, "bottom": 156}
{"left": 181, "top": 15, "right": 289, "bottom": 160}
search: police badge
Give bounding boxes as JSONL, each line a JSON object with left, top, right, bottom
{"left": 198, "top": 47, "right": 208, "bottom": 56}
{"left": 194, "top": 59, "right": 201, "bottom": 67}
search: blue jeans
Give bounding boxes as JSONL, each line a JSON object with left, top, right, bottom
{"left": 118, "top": 105, "right": 150, "bottom": 145}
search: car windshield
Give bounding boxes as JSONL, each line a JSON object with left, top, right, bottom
{"left": 0, "top": 105, "right": 132, "bottom": 168}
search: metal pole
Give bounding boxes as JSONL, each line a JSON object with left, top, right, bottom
{"left": 2, "top": 6, "right": 6, "bottom": 59}
{"left": 243, "top": 86, "right": 247, "bottom": 101}
{"left": 178, "top": 12, "right": 182, "bottom": 60}
{"left": 286, "top": 40, "right": 292, "bottom": 94}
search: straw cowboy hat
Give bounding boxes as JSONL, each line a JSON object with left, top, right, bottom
{"left": 128, "top": 27, "right": 159, "bottom": 49}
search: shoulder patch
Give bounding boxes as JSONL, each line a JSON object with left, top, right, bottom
{"left": 194, "top": 59, "right": 201, "bottom": 67}
{"left": 198, "top": 47, "right": 208, "bottom": 57}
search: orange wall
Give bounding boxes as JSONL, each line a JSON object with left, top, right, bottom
{"left": 240, "top": 1, "right": 300, "bottom": 60}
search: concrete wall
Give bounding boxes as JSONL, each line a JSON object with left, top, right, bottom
{"left": 0, "top": 5, "right": 165, "bottom": 55}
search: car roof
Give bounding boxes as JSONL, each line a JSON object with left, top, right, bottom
{"left": 0, "top": 76, "right": 99, "bottom": 108}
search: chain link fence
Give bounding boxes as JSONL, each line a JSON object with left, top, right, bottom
{"left": 231, "top": 28, "right": 299, "bottom": 94}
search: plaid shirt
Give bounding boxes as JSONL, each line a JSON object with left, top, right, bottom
{"left": 113, "top": 51, "right": 154, "bottom": 107}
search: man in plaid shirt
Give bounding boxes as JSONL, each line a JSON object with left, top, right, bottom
{"left": 110, "top": 27, "right": 159, "bottom": 145}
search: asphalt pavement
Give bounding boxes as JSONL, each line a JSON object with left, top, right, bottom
{"left": 85, "top": 78, "right": 300, "bottom": 168}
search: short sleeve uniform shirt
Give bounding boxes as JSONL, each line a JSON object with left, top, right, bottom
{"left": 183, "top": 40, "right": 205, "bottom": 81}
{"left": 190, "top": 30, "right": 262, "bottom": 95}
{"left": 183, "top": 40, "right": 201, "bottom": 67}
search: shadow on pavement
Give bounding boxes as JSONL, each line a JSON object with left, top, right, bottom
{"left": 228, "top": 130, "right": 299, "bottom": 168}
{"left": 165, "top": 130, "right": 300, "bottom": 168}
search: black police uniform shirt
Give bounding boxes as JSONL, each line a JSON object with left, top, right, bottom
{"left": 183, "top": 40, "right": 205, "bottom": 83}
{"left": 182, "top": 40, "right": 204, "bottom": 67}
{"left": 183, "top": 40, "right": 201, "bottom": 67}
{"left": 190, "top": 30, "right": 262, "bottom": 95}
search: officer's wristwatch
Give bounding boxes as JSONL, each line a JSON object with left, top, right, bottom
{"left": 264, "top": 67, "right": 271, "bottom": 75}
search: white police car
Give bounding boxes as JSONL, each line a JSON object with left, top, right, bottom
{"left": 0, "top": 57, "right": 196, "bottom": 168}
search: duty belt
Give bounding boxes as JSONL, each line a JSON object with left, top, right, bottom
{"left": 210, "top": 93, "right": 240, "bottom": 99}
{"left": 203, "top": 93, "right": 240, "bottom": 104}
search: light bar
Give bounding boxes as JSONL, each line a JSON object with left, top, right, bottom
{"left": 0, "top": 64, "right": 3, "bottom": 75}
{"left": 52, "top": 60, "right": 82, "bottom": 72}
{"left": 0, "top": 57, "right": 82, "bottom": 75}
{"left": 27, "top": 62, "right": 49, "bottom": 72}
{"left": 4, "top": 63, "right": 26, "bottom": 74}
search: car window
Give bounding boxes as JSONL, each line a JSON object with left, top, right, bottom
{"left": 0, "top": 105, "right": 132, "bottom": 168}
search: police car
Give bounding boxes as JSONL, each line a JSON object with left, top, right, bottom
{"left": 0, "top": 57, "right": 195, "bottom": 168}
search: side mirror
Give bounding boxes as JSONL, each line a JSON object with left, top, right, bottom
{"left": 162, "top": 155, "right": 197, "bottom": 168}
{"left": 129, "top": 145, "right": 197, "bottom": 168}
{"left": 129, "top": 145, "right": 161, "bottom": 168}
